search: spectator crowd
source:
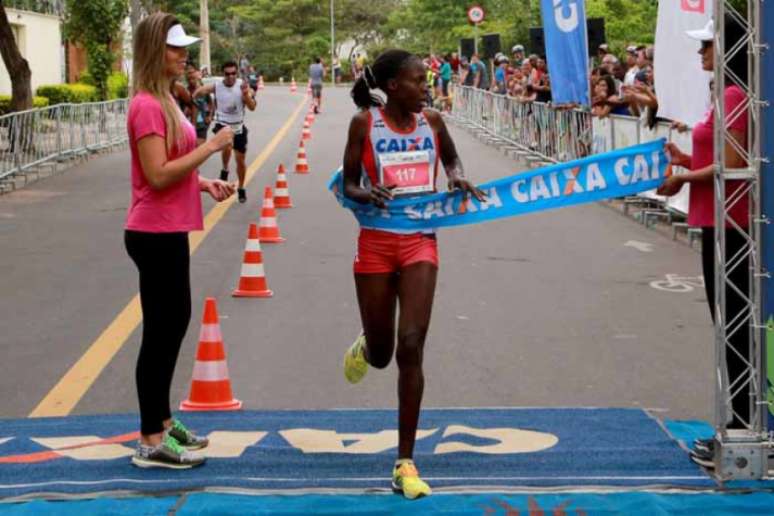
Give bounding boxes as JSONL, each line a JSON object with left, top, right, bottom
{"left": 422, "top": 42, "right": 660, "bottom": 124}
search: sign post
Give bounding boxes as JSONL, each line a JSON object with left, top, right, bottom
{"left": 468, "top": 5, "right": 485, "bottom": 55}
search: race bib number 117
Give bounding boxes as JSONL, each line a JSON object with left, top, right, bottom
{"left": 379, "top": 150, "right": 433, "bottom": 195}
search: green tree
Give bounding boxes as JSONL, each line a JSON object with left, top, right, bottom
{"left": 137, "top": 0, "right": 680, "bottom": 80}
{"left": 585, "top": 0, "right": 658, "bottom": 52}
{"left": 138, "top": 0, "right": 401, "bottom": 80}
{"left": 140, "top": 0, "right": 200, "bottom": 59}
{"left": 230, "top": 0, "right": 328, "bottom": 78}
{"left": 142, "top": 0, "right": 751, "bottom": 73}
{"left": 65, "top": 0, "right": 128, "bottom": 100}
{"left": 385, "top": 0, "right": 469, "bottom": 54}
{"left": 333, "top": 0, "right": 401, "bottom": 59}
{"left": 383, "top": 0, "right": 535, "bottom": 57}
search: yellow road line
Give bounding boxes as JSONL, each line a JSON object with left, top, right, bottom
{"left": 29, "top": 98, "right": 307, "bottom": 418}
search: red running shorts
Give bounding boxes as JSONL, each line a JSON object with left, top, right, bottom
{"left": 354, "top": 228, "right": 439, "bottom": 274}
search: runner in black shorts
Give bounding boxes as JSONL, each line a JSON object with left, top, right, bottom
{"left": 193, "top": 61, "right": 256, "bottom": 203}
{"left": 212, "top": 122, "right": 248, "bottom": 154}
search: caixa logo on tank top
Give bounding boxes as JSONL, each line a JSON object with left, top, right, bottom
{"left": 681, "top": 0, "right": 705, "bottom": 13}
{"left": 375, "top": 136, "right": 435, "bottom": 153}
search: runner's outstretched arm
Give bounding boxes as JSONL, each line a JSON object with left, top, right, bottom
{"left": 241, "top": 80, "right": 257, "bottom": 111}
{"left": 206, "top": 95, "right": 214, "bottom": 124}
{"left": 192, "top": 82, "right": 215, "bottom": 99}
{"left": 423, "top": 109, "right": 486, "bottom": 200}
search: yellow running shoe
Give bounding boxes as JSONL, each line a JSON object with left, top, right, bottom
{"left": 392, "top": 460, "right": 431, "bottom": 499}
{"left": 343, "top": 332, "right": 368, "bottom": 384}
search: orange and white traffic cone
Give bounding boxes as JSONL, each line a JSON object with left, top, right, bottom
{"left": 259, "top": 186, "right": 285, "bottom": 243}
{"left": 290, "top": 78, "right": 297, "bottom": 93}
{"left": 258, "top": 76, "right": 265, "bottom": 90}
{"left": 274, "top": 164, "right": 293, "bottom": 209}
{"left": 180, "top": 298, "right": 242, "bottom": 411}
{"left": 305, "top": 102, "right": 317, "bottom": 121}
{"left": 294, "top": 141, "right": 309, "bottom": 174}
{"left": 233, "top": 223, "right": 273, "bottom": 297}
{"left": 306, "top": 80, "right": 312, "bottom": 97}
{"left": 301, "top": 119, "right": 312, "bottom": 140}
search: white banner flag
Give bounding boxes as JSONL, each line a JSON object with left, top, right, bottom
{"left": 654, "top": 0, "right": 713, "bottom": 127}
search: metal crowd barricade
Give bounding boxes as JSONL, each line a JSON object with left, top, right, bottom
{"left": 0, "top": 99, "right": 128, "bottom": 191}
{"left": 450, "top": 85, "right": 592, "bottom": 164}
{"left": 450, "top": 85, "right": 693, "bottom": 216}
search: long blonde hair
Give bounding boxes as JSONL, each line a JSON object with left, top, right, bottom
{"left": 132, "top": 12, "right": 183, "bottom": 150}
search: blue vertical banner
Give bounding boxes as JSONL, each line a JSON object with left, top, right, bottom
{"left": 540, "top": 0, "right": 590, "bottom": 105}
{"left": 759, "top": 7, "right": 774, "bottom": 431}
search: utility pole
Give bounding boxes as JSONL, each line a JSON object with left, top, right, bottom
{"left": 200, "top": 0, "right": 211, "bottom": 74}
{"left": 330, "top": 0, "right": 335, "bottom": 87}
{"left": 129, "top": 0, "right": 142, "bottom": 30}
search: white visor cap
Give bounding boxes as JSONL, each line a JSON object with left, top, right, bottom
{"left": 166, "top": 24, "right": 200, "bottom": 47}
{"left": 686, "top": 19, "right": 714, "bottom": 41}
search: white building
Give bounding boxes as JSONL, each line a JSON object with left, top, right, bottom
{"left": 0, "top": 8, "right": 63, "bottom": 96}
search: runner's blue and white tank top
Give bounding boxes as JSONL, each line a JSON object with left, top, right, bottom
{"left": 361, "top": 107, "right": 440, "bottom": 233}
{"left": 214, "top": 79, "right": 245, "bottom": 126}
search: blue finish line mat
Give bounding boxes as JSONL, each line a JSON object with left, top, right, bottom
{"left": 0, "top": 408, "right": 713, "bottom": 498}
{"left": 7, "top": 493, "right": 774, "bottom": 516}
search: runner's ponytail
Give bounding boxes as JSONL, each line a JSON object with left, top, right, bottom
{"left": 350, "top": 49, "right": 417, "bottom": 110}
{"left": 351, "top": 73, "right": 380, "bottom": 109}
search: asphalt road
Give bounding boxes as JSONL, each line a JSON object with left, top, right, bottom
{"left": 0, "top": 86, "right": 714, "bottom": 422}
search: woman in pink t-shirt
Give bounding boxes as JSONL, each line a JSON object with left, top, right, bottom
{"left": 656, "top": 17, "right": 750, "bottom": 468}
{"left": 125, "top": 12, "right": 235, "bottom": 469}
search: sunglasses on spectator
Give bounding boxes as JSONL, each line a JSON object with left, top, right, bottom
{"left": 700, "top": 40, "right": 713, "bottom": 51}
{"left": 224, "top": 71, "right": 238, "bottom": 76}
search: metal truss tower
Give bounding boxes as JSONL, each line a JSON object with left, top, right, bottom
{"left": 712, "top": 0, "right": 772, "bottom": 480}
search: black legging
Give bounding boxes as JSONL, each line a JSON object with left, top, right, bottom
{"left": 701, "top": 226, "right": 751, "bottom": 428}
{"left": 125, "top": 230, "right": 191, "bottom": 436}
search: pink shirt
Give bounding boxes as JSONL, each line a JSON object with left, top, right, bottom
{"left": 125, "top": 92, "right": 203, "bottom": 233}
{"left": 688, "top": 85, "right": 748, "bottom": 228}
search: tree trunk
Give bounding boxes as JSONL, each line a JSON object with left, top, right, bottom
{"left": 0, "top": 3, "right": 33, "bottom": 112}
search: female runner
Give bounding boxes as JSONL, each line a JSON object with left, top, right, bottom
{"left": 341, "top": 49, "right": 485, "bottom": 499}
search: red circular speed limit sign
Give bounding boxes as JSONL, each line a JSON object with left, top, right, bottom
{"left": 467, "top": 5, "right": 485, "bottom": 24}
